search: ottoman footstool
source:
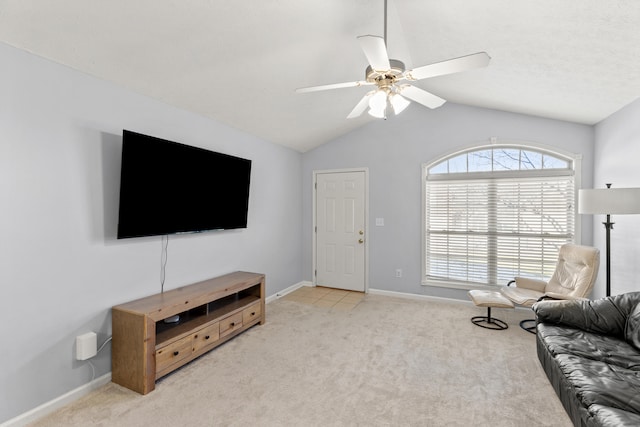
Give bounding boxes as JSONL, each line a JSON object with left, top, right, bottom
{"left": 467, "top": 290, "right": 515, "bottom": 330}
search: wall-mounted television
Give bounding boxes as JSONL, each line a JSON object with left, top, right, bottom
{"left": 117, "top": 130, "right": 251, "bottom": 239}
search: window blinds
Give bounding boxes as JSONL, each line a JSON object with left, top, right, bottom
{"left": 426, "top": 174, "right": 575, "bottom": 286}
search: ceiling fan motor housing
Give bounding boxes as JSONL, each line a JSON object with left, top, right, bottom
{"left": 365, "top": 59, "right": 406, "bottom": 89}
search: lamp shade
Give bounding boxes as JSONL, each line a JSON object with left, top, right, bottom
{"left": 578, "top": 188, "right": 640, "bottom": 214}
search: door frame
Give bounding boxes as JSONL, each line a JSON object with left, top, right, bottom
{"left": 312, "top": 168, "right": 369, "bottom": 292}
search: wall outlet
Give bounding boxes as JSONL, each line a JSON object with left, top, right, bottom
{"left": 395, "top": 269, "right": 402, "bottom": 278}
{"left": 76, "top": 332, "right": 97, "bottom": 360}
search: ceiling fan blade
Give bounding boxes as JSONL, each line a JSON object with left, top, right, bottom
{"left": 296, "top": 80, "right": 370, "bottom": 93}
{"left": 399, "top": 85, "right": 446, "bottom": 109}
{"left": 357, "top": 35, "right": 391, "bottom": 71}
{"left": 405, "top": 52, "right": 490, "bottom": 81}
{"left": 347, "top": 91, "right": 375, "bottom": 119}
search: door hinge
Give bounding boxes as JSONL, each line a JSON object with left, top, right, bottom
{"left": 315, "top": 226, "right": 317, "bottom": 233}
{"left": 314, "top": 269, "right": 317, "bottom": 277}
{"left": 315, "top": 182, "right": 317, "bottom": 190}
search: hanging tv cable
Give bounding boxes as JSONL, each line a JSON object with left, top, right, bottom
{"left": 160, "top": 235, "right": 180, "bottom": 323}
{"left": 160, "top": 234, "right": 169, "bottom": 293}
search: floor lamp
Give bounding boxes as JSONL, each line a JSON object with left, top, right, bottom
{"left": 578, "top": 184, "right": 640, "bottom": 296}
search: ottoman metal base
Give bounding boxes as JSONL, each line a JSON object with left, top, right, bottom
{"left": 468, "top": 290, "right": 515, "bottom": 331}
{"left": 471, "top": 307, "right": 509, "bottom": 330}
{"left": 519, "top": 318, "right": 537, "bottom": 334}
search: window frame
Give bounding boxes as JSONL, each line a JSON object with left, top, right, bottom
{"left": 421, "top": 141, "right": 583, "bottom": 290}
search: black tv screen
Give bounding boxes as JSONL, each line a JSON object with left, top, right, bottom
{"left": 117, "top": 130, "right": 251, "bottom": 239}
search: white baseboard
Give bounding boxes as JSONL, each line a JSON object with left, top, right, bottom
{"left": 368, "top": 288, "right": 473, "bottom": 305}
{"left": 267, "top": 284, "right": 472, "bottom": 306}
{"left": 1, "top": 373, "right": 111, "bottom": 427}
{"left": 368, "top": 288, "right": 531, "bottom": 311}
{"left": 268, "top": 284, "right": 475, "bottom": 306}
{"left": 265, "top": 281, "right": 312, "bottom": 304}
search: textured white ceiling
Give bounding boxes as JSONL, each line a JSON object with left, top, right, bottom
{"left": 1, "top": 0, "right": 639, "bottom": 152}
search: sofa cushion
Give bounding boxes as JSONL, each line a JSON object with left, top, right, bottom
{"left": 538, "top": 324, "right": 640, "bottom": 420}
{"left": 625, "top": 303, "right": 640, "bottom": 351}
{"left": 556, "top": 353, "right": 640, "bottom": 416}
{"left": 586, "top": 404, "right": 640, "bottom": 427}
{"left": 538, "top": 324, "right": 640, "bottom": 371}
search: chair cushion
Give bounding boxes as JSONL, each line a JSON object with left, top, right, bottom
{"left": 625, "top": 303, "right": 640, "bottom": 351}
{"left": 500, "top": 286, "right": 543, "bottom": 306}
{"left": 545, "top": 244, "right": 599, "bottom": 299}
{"left": 468, "top": 290, "right": 514, "bottom": 308}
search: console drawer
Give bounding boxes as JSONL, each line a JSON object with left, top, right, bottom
{"left": 193, "top": 322, "right": 220, "bottom": 352}
{"left": 243, "top": 302, "right": 262, "bottom": 325}
{"left": 156, "top": 336, "right": 192, "bottom": 374}
{"left": 220, "top": 312, "right": 243, "bottom": 338}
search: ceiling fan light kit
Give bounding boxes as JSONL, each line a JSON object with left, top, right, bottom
{"left": 368, "top": 90, "right": 388, "bottom": 117}
{"left": 364, "top": 88, "right": 410, "bottom": 119}
{"left": 389, "top": 92, "right": 410, "bottom": 114}
{"left": 295, "top": 1, "right": 491, "bottom": 120}
{"left": 363, "top": 57, "right": 411, "bottom": 119}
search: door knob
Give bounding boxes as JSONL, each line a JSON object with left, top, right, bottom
{"left": 358, "top": 239, "right": 364, "bottom": 244}
{"left": 359, "top": 230, "right": 364, "bottom": 235}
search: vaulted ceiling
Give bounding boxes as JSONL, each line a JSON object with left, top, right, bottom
{"left": 1, "top": 1, "right": 639, "bottom": 152}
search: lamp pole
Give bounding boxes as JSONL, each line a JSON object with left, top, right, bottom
{"left": 579, "top": 184, "right": 640, "bottom": 298}
{"left": 603, "top": 183, "right": 613, "bottom": 297}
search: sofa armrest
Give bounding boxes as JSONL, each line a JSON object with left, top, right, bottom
{"left": 533, "top": 297, "right": 629, "bottom": 337}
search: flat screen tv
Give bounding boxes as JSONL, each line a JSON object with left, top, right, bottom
{"left": 117, "top": 130, "right": 251, "bottom": 239}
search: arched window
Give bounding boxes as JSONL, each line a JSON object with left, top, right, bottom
{"left": 423, "top": 144, "right": 578, "bottom": 288}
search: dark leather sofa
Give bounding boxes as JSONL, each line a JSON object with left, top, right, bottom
{"left": 533, "top": 292, "right": 640, "bottom": 426}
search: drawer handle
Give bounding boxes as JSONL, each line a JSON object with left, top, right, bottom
{"left": 251, "top": 312, "right": 256, "bottom": 316}
{"left": 173, "top": 351, "right": 179, "bottom": 356}
{"left": 230, "top": 322, "right": 236, "bottom": 327}
{"left": 205, "top": 335, "right": 210, "bottom": 340}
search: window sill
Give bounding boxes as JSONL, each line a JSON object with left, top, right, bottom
{"left": 421, "top": 280, "right": 501, "bottom": 291}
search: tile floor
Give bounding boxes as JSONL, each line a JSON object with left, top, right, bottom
{"left": 283, "top": 286, "right": 364, "bottom": 311}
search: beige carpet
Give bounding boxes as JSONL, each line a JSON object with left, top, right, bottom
{"left": 29, "top": 294, "right": 571, "bottom": 426}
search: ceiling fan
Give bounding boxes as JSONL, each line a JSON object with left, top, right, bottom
{"left": 296, "top": 0, "right": 490, "bottom": 119}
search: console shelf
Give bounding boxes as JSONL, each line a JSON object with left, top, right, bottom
{"left": 111, "top": 271, "right": 265, "bottom": 394}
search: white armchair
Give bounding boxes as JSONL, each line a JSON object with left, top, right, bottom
{"left": 500, "top": 243, "right": 600, "bottom": 332}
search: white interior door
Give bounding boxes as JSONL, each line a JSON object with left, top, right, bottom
{"left": 315, "top": 170, "right": 366, "bottom": 292}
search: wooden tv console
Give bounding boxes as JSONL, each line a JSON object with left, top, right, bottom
{"left": 111, "top": 271, "right": 265, "bottom": 394}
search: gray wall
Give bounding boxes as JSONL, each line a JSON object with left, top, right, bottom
{"left": 302, "top": 103, "right": 595, "bottom": 300}
{"left": 2, "top": 36, "right": 615, "bottom": 422}
{"left": 0, "top": 43, "right": 303, "bottom": 422}
{"left": 593, "top": 98, "right": 640, "bottom": 298}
